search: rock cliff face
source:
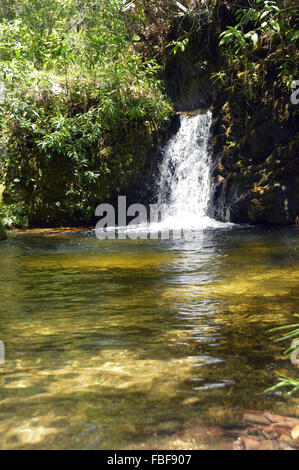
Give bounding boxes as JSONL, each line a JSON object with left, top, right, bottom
{"left": 210, "top": 100, "right": 298, "bottom": 225}
{"left": 162, "top": 16, "right": 298, "bottom": 225}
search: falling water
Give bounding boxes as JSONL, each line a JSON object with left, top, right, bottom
{"left": 101, "top": 109, "right": 229, "bottom": 240}
{"left": 156, "top": 110, "right": 221, "bottom": 230}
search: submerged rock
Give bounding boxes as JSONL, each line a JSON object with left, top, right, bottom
{"left": 234, "top": 411, "right": 299, "bottom": 450}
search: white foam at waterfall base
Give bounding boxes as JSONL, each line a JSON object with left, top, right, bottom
{"left": 153, "top": 111, "right": 229, "bottom": 232}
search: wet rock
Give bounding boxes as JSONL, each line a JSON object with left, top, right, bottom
{"left": 234, "top": 411, "right": 299, "bottom": 450}
{"left": 210, "top": 110, "right": 299, "bottom": 225}
{"left": 234, "top": 436, "right": 294, "bottom": 450}
{"left": 291, "top": 425, "right": 299, "bottom": 441}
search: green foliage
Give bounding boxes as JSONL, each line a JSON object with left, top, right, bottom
{"left": 0, "top": 201, "right": 27, "bottom": 228}
{"left": 118, "top": 0, "right": 212, "bottom": 65}
{"left": 2, "top": 0, "right": 296, "bottom": 227}
{"left": 217, "top": 0, "right": 298, "bottom": 102}
{"left": 0, "top": 0, "right": 172, "bottom": 226}
{"left": 219, "top": 0, "right": 285, "bottom": 49}
{"left": 167, "top": 37, "right": 190, "bottom": 55}
{"left": 265, "top": 315, "right": 299, "bottom": 395}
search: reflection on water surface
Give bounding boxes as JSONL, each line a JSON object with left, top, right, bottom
{"left": 0, "top": 226, "right": 298, "bottom": 449}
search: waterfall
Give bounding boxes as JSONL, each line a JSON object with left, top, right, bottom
{"left": 156, "top": 110, "right": 220, "bottom": 230}
{"left": 96, "top": 109, "right": 230, "bottom": 240}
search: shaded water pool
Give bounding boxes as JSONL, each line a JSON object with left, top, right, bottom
{"left": 0, "top": 226, "right": 298, "bottom": 449}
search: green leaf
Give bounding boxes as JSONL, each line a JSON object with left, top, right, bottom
{"left": 291, "top": 30, "right": 299, "bottom": 42}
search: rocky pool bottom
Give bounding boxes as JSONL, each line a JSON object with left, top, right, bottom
{"left": 0, "top": 225, "right": 298, "bottom": 449}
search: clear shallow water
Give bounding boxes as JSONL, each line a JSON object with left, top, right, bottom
{"left": 0, "top": 226, "right": 298, "bottom": 449}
